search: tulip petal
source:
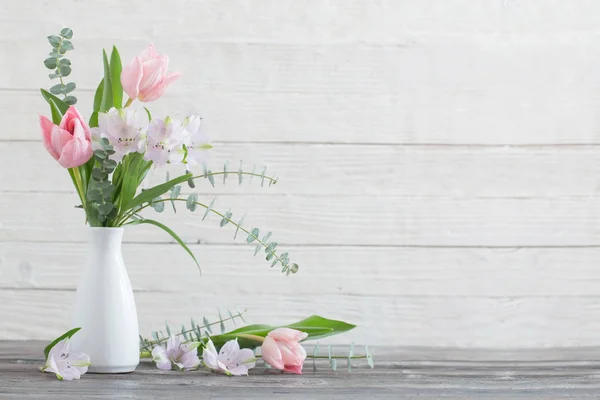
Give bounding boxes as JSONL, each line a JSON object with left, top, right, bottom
{"left": 58, "top": 137, "right": 93, "bottom": 169}
{"left": 121, "top": 56, "right": 143, "bottom": 100}
{"left": 139, "top": 59, "right": 166, "bottom": 95}
{"left": 279, "top": 342, "right": 305, "bottom": 367}
{"left": 40, "top": 116, "right": 60, "bottom": 160}
{"left": 141, "top": 72, "right": 181, "bottom": 102}
{"left": 267, "top": 328, "right": 308, "bottom": 343}
{"left": 283, "top": 364, "right": 303, "bottom": 374}
{"left": 261, "top": 336, "right": 285, "bottom": 370}
{"left": 139, "top": 43, "right": 158, "bottom": 62}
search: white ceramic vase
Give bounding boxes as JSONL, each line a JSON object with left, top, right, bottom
{"left": 70, "top": 227, "right": 140, "bottom": 373}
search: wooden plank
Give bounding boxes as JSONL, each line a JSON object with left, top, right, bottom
{"left": 3, "top": 290, "right": 600, "bottom": 347}
{"left": 8, "top": 142, "right": 600, "bottom": 197}
{"left": 5, "top": 34, "right": 600, "bottom": 144}
{"left": 6, "top": 0, "right": 600, "bottom": 42}
{"left": 1, "top": 193, "right": 600, "bottom": 246}
{"left": 3, "top": 243, "right": 600, "bottom": 297}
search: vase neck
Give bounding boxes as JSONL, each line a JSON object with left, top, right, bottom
{"left": 88, "top": 228, "right": 124, "bottom": 257}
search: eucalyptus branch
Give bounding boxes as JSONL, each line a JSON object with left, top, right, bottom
{"left": 192, "top": 161, "right": 278, "bottom": 188}
{"left": 128, "top": 197, "right": 298, "bottom": 275}
{"left": 141, "top": 309, "right": 247, "bottom": 349}
{"left": 43, "top": 28, "right": 77, "bottom": 105}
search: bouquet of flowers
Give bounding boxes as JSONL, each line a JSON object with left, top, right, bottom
{"left": 40, "top": 27, "right": 297, "bottom": 274}
{"left": 37, "top": 28, "right": 370, "bottom": 380}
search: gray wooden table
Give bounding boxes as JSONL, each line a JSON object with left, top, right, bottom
{"left": 2, "top": 342, "right": 600, "bottom": 399}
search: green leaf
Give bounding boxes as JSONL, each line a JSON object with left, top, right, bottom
{"left": 220, "top": 210, "right": 232, "bottom": 227}
{"left": 89, "top": 111, "right": 99, "bottom": 128}
{"left": 64, "top": 96, "right": 77, "bottom": 105}
{"left": 93, "top": 79, "right": 104, "bottom": 112}
{"left": 207, "top": 171, "right": 215, "bottom": 187}
{"left": 58, "top": 58, "right": 71, "bottom": 66}
{"left": 59, "top": 65, "right": 71, "bottom": 77}
{"left": 186, "top": 193, "right": 198, "bottom": 211}
{"left": 246, "top": 227, "right": 259, "bottom": 243}
{"left": 124, "top": 174, "right": 192, "bottom": 212}
{"left": 100, "top": 49, "right": 113, "bottom": 112}
{"left": 202, "top": 197, "right": 216, "bottom": 221}
{"left": 60, "top": 28, "right": 73, "bottom": 39}
{"left": 170, "top": 185, "right": 181, "bottom": 212}
{"left": 49, "top": 84, "right": 64, "bottom": 95}
{"left": 234, "top": 214, "right": 246, "bottom": 239}
{"left": 47, "top": 98, "right": 63, "bottom": 125}
{"left": 129, "top": 218, "right": 200, "bottom": 270}
{"left": 47, "top": 35, "right": 61, "bottom": 47}
{"left": 109, "top": 46, "right": 123, "bottom": 108}
{"left": 40, "top": 89, "right": 69, "bottom": 114}
{"left": 98, "top": 203, "right": 114, "bottom": 215}
{"left": 151, "top": 197, "right": 165, "bottom": 213}
{"left": 61, "top": 40, "right": 74, "bottom": 51}
{"left": 43, "top": 327, "right": 81, "bottom": 359}
{"left": 44, "top": 58, "right": 57, "bottom": 69}
{"left": 63, "top": 82, "right": 76, "bottom": 94}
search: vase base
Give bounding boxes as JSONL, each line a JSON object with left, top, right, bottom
{"left": 88, "top": 365, "right": 137, "bottom": 374}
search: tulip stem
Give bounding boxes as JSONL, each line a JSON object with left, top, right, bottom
{"left": 124, "top": 97, "right": 133, "bottom": 108}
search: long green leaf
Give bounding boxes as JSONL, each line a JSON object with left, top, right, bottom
{"left": 109, "top": 46, "right": 123, "bottom": 108}
{"left": 130, "top": 218, "right": 200, "bottom": 270}
{"left": 93, "top": 78, "right": 104, "bottom": 112}
{"left": 100, "top": 50, "right": 113, "bottom": 112}
{"left": 124, "top": 173, "right": 192, "bottom": 212}
{"left": 209, "top": 315, "right": 356, "bottom": 349}
{"left": 43, "top": 327, "right": 81, "bottom": 359}
{"left": 40, "top": 89, "right": 69, "bottom": 115}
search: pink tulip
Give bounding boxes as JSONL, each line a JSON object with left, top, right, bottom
{"left": 40, "top": 106, "right": 93, "bottom": 168}
{"left": 121, "top": 44, "right": 181, "bottom": 103}
{"left": 261, "top": 328, "right": 308, "bottom": 374}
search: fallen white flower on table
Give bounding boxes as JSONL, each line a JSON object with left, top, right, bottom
{"left": 202, "top": 338, "right": 256, "bottom": 376}
{"left": 41, "top": 339, "right": 90, "bottom": 381}
{"left": 152, "top": 335, "right": 201, "bottom": 371}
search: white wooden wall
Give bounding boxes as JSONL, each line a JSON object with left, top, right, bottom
{"left": 1, "top": 0, "right": 600, "bottom": 348}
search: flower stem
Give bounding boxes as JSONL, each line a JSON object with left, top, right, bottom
{"left": 124, "top": 97, "right": 133, "bottom": 108}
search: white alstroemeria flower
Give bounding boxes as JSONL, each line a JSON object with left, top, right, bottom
{"left": 41, "top": 339, "right": 90, "bottom": 381}
{"left": 183, "top": 115, "right": 212, "bottom": 166}
{"left": 143, "top": 117, "right": 187, "bottom": 166}
{"left": 91, "top": 107, "right": 147, "bottom": 161}
{"left": 202, "top": 338, "right": 256, "bottom": 376}
{"left": 151, "top": 335, "right": 201, "bottom": 371}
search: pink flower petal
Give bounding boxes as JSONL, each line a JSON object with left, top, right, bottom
{"left": 267, "top": 328, "right": 308, "bottom": 343}
{"left": 261, "top": 336, "right": 285, "bottom": 370}
{"left": 57, "top": 137, "right": 92, "bottom": 168}
{"left": 139, "top": 43, "right": 158, "bottom": 62}
{"left": 121, "top": 56, "right": 144, "bottom": 100}
{"left": 140, "top": 72, "right": 181, "bottom": 102}
{"left": 40, "top": 115, "right": 59, "bottom": 160}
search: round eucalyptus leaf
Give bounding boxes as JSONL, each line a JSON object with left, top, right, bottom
{"left": 44, "top": 58, "right": 57, "bottom": 69}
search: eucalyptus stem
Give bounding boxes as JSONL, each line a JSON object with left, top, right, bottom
{"left": 142, "top": 309, "right": 247, "bottom": 348}
{"left": 124, "top": 198, "right": 289, "bottom": 269}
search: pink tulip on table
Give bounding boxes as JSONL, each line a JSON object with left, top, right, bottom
{"left": 121, "top": 44, "right": 181, "bottom": 103}
{"left": 39, "top": 106, "right": 93, "bottom": 168}
{"left": 261, "top": 328, "right": 308, "bottom": 374}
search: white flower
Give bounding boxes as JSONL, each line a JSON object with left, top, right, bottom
{"left": 91, "top": 107, "right": 147, "bottom": 161}
{"left": 202, "top": 338, "right": 256, "bottom": 376}
{"left": 151, "top": 335, "right": 201, "bottom": 371}
{"left": 183, "top": 115, "right": 212, "bottom": 166}
{"left": 143, "top": 117, "right": 187, "bottom": 166}
{"left": 41, "top": 339, "right": 90, "bottom": 381}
